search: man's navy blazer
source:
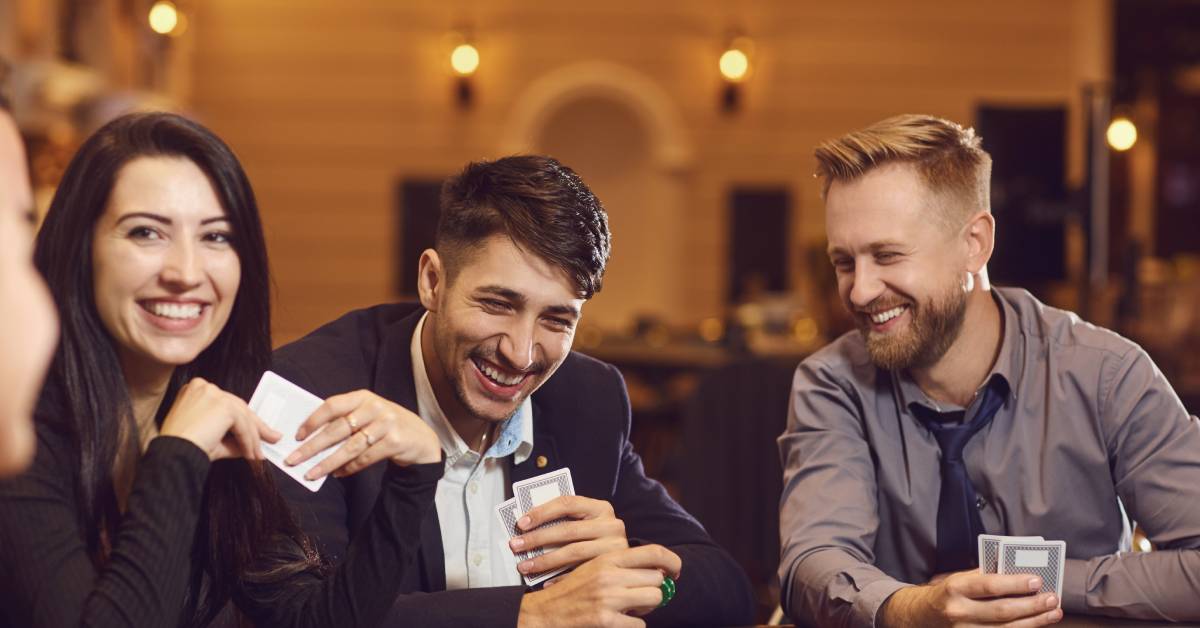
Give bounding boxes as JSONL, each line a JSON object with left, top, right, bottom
{"left": 271, "top": 303, "right": 755, "bottom": 627}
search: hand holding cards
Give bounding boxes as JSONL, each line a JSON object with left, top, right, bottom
{"left": 249, "top": 371, "right": 441, "bottom": 491}
{"left": 978, "top": 534, "right": 1066, "bottom": 606}
{"left": 497, "top": 468, "right": 636, "bottom": 588}
{"left": 249, "top": 371, "right": 338, "bottom": 491}
{"left": 495, "top": 468, "right": 577, "bottom": 586}
{"left": 881, "top": 564, "right": 1064, "bottom": 627}
{"left": 499, "top": 471, "right": 682, "bottom": 625}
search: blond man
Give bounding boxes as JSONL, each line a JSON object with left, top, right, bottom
{"left": 778, "top": 114, "right": 1200, "bottom": 626}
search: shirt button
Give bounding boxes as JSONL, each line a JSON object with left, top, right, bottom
{"left": 472, "top": 554, "right": 483, "bottom": 566}
{"left": 469, "top": 482, "right": 479, "bottom": 494}
{"left": 976, "top": 496, "right": 987, "bottom": 510}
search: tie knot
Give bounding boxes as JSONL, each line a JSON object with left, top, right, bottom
{"left": 911, "top": 381, "right": 1008, "bottom": 459}
{"left": 930, "top": 422, "right": 975, "bottom": 460}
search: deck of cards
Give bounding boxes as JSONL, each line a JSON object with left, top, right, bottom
{"left": 978, "top": 534, "right": 1066, "bottom": 605}
{"left": 495, "top": 468, "right": 576, "bottom": 587}
{"left": 248, "top": 371, "right": 341, "bottom": 492}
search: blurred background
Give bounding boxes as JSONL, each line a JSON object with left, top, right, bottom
{"left": 2, "top": 0, "right": 1198, "bottom": 619}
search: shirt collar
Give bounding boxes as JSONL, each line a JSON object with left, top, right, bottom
{"left": 893, "top": 289, "right": 1018, "bottom": 415}
{"left": 410, "top": 312, "right": 534, "bottom": 466}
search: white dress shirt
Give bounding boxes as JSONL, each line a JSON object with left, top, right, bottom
{"left": 410, "top": 313, "right": 534, "bottom": 589}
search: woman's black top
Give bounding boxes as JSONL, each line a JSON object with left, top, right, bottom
{"left": 0, "top": 419, "right": 442, "bottom": 627}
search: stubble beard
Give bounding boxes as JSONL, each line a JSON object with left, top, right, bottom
{"left": 445, "top": 343, "right": 547, "bottom": 425}
{"left": 448, "top": 368, "right": 524, "bottom": 424}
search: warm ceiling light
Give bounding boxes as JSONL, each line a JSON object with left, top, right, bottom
{"left": 148, "top": 1, "right": 179, "bottom": 35}
{"left": 451, "top": 43, "right": 480, "bottom": 76}
{"left": 719, "top": 48, "right": 750, "bottom": 82}
{"left": 1106, "top": 117, "right": 1137, "bottom": 151}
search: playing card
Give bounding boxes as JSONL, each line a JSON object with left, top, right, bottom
{"left": 248, "top": 371, "right": 339, "bottom": 492}
{"left": 998, "top": 539, "right": 1066, "bottom": 604}
{"left": 507, "top": 468, "right": 577, "bottom": 587}
{"left": 494, "top": 496, "right": 571, "bottom": 587}
{"left": 978, "top": 534, "right": 1043, "bottom": 574}
{"left": 513, "top": 467, "right": 575, "bottom": 514}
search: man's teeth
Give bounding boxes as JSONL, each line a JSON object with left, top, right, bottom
{"left": 871, "top": 306, "right": 906, "bottom": 325}
{"left": 148, "top": 302, "right": 202, "bottom": 320}
{"left": 477, "top": 360, "right": 522, "bottom": 386}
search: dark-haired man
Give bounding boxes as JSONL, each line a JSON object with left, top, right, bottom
{"left": 274, "top": 155, "right": 754, "bottom": 627}
{"left": 778, "top": 114, "right": 1200, "bottom": 627}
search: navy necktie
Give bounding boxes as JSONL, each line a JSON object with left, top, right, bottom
{"left": 911, "top": 380, "right": 1007, "bottom": 573}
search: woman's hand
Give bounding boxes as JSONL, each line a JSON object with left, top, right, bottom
{"left": 284, "top": 389, "right": 441, "bottom": 480}
{"left": 159, "top": 377, "right": 281, "bottom": 461}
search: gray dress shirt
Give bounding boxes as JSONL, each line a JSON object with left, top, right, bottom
{"left": 778, "top": 287, "right": 1200, "bottom": 626}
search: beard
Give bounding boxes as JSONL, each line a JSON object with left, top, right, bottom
{"left": 857, "top": 281, "right": 968, "bottom": 372}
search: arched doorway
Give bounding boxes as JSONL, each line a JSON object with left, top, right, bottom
{"left": 500, "top": 62, "right": 695, "bottom": 331}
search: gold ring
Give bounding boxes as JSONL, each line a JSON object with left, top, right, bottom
{"left": 345, "top": 415, "right": 359, "bottom": 432}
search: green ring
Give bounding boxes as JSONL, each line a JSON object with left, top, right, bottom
{"left": 659, "top": 575, "right": 676, "bottom": 608}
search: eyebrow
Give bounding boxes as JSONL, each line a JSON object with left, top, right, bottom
{"left": 477, "top": 285, "right": 581, "bottom": 319}
{"left": 827, "top": 240, "right": 908, "bottom": 257}
{"left": 114, "top": 212, "right": 230, "bottom": 226}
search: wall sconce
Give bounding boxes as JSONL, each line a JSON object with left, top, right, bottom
{"left": 148, "top": 0, "right": 188, "bottom": 37}
{"left": 719, "top": 35, "right": 753, "bottom": 113}
{"left": 450, "top": 36, "right": 479, "bottom": 108}
{"left": 1106, "top": 115, "right": 1137, "bottom": 152}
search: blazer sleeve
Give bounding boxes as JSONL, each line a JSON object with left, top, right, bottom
{"left": 0, "top": 430, "right": 210, "bottom": 628}
{"left": 267, "top": 353, "right": 359, "bottom": 562}
{"left": 603, "top": 363, "right": 756, "bottom": 628}
{"left": 236, "top": 461, "right": 443, "bottom": 628}
{"left": 270, "top": 341, "right": 531, "bottom": 628}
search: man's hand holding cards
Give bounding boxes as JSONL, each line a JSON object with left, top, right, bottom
{"left": 880, "top": 533, "right": 1068, "bottom": 627}
{"left": 250, "top": 372, "right": 440, "bottom": 491}
{"left": 498, "top": 470, "right": 684, "bottom": 627}
{"left": 504, "top": 469, "right": 630, "bottom": 585}
{"left": 979, "top": 535, "right": 1066, "bottom": 605}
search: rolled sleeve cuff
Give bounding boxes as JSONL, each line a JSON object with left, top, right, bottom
{"left": 859, "top": 579, "right": 912, "bottom": 628}
{"left": 1061, "top": 558, "right": 1089, "bottom": 613}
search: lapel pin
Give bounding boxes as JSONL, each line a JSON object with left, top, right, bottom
{"left": 536, "top": 455, "right": 548, "bottom": 468}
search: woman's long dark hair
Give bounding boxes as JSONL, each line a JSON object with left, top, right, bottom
{"left": 33, "top": 112, "right": 318, "bottom": 626}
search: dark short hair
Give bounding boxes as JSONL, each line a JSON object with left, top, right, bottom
{"left": 437, "top": 155, "right": 612, "bottom": 298}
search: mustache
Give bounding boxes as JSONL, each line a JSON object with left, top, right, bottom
{"left": 854, "top": 297, "right": 912, "bottom": 316}
{"left": 469, "top": 347, "right": 547, "bottom": 376}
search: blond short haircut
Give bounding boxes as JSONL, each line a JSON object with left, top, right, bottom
{"left": 814, "top": 114, "right": 992, "bottom": 228}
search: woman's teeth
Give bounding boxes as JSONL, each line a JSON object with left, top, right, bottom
{"left": 476, "top": 359, "right": 522, "bottom": 386}
{"left": 145, "top": 302, "right": 202, "bottom": 320}
{"left": 871, "top": 306, "right": 906, "bottom": 324}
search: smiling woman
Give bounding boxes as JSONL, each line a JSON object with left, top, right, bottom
{"left": 90, "top": 156, "right": 241, "bottom": 382}
{"left": 0, "top": 112, "right": 442, "bottom": 628}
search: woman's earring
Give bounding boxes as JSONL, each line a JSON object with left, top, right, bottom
{"left": 963, "top": 271, "right": 975, "bottom": 293}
